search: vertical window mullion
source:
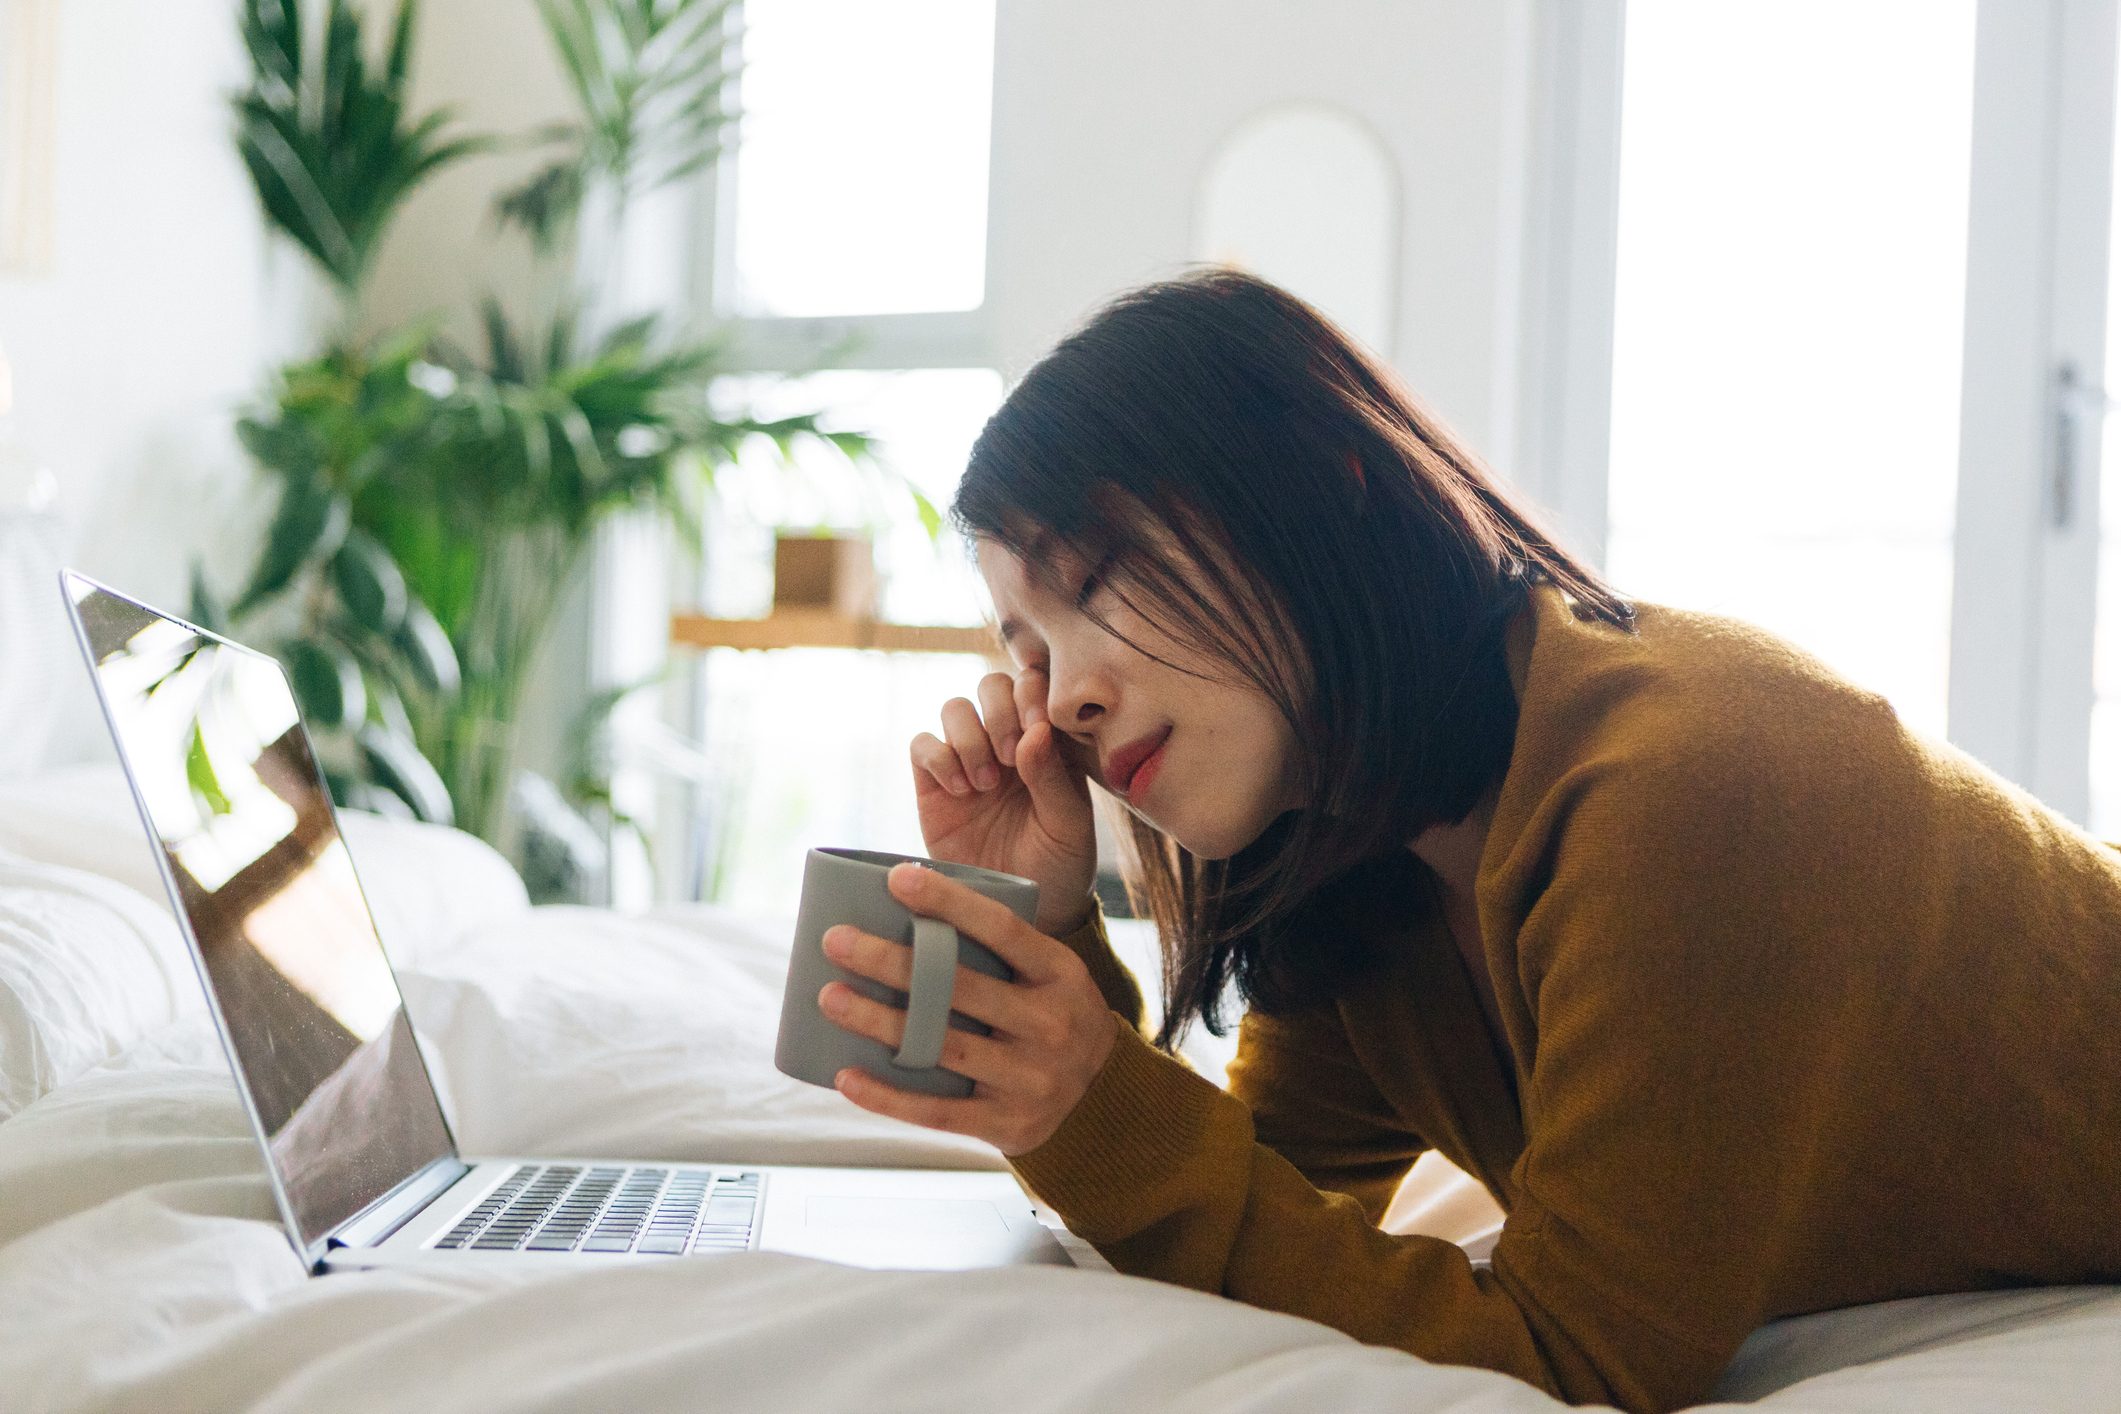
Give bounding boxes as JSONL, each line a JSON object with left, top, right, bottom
{"left": 1950, "top": 0, "right": 2119, "bottom": 820}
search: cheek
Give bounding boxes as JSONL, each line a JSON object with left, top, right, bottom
{"left": 1180, "top": 705, "right": 1300, "bottom": 832}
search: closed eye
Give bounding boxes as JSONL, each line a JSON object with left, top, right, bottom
{"left": 1075, "top": 552, "right": 1118, "bottom": 609}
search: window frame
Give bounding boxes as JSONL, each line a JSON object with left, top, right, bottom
{"left": 653, "top": 2, "right": 1008, "bottom": 902}
{"left": 685, "top": 1, "right": 1003, "bottom": 374}
{"left": 1531, "top": 0, "right": 2121, "bottom": 823}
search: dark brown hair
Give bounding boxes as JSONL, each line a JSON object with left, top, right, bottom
{"left": 954, "top": 267, "right": 1634, "bottom": 1048}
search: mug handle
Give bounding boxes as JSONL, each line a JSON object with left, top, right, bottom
{"left": 893, "top": 914, "right": 958, "bottom": 1070}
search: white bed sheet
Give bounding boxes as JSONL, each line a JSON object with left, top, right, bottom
{"left": 0, "top": 900, "right": 2114, "bottom": 1413}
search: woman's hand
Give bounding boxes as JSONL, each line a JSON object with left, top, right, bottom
{"left": 819, "top": 862, "right": 1119, "bottom": 1156}
{"left": 911, "top": 667, "right": 1097, "bottom": 936}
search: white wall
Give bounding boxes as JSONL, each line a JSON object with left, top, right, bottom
{"left": 984, "top": 0, "right": 1536, "bottom": 464}
{"left": 358, "top": 0, "right": 574, "bottom": 348}
{"left": 0, "top": 0, "right": 279, "bottom": 762}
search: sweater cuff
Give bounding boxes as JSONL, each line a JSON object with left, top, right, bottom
{"left": 1009, "top": 1019, "right": 1233, "bottom": 1242}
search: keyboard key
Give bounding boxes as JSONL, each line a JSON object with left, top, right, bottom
{"left": 636, "top": 1236, "right": 686, "bottom": 1255}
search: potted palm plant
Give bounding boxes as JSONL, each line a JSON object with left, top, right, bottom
{"left": 206, "top": 0, "right": 922, "bottom": 900}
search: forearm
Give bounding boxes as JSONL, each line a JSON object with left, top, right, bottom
{"left": 1009, "top": 1025, "right": 1727, "bottom": 1413}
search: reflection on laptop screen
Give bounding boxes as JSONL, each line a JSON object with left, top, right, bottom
{"left": 66, "top": 576, "right": 453, "bottom": 1250}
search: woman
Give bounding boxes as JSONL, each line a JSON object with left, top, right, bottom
{"left": 812, "top": 268, "right": 2121, "bottom": 1412}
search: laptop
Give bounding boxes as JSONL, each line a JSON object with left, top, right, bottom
{"left": 61, "top": 569, "right": 1073, "bottom": 1274}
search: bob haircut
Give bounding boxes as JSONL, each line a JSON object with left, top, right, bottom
{"left": 953, "top": 267, "right": 1634, "bottom": 1050}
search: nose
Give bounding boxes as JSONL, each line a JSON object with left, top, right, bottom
{"left": 1044, "top": 646, "right": 1110, "bottom": 734}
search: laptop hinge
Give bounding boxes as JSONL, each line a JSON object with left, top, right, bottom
{"left": 329, "top": 1156, "right": 475, "bottom": 1252}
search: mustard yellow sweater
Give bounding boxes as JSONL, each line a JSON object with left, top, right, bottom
{"left": 1015, "top": 582, "right": 2121, "bottom": 1413}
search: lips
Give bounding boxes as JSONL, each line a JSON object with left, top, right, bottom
{"left": 1102, "top": 726, "right": 1172, "bottom": 797}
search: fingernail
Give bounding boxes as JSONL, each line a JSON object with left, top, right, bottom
{"left": 834, "top": 1069, "right": 856, "bottom": 1091}
{"left": 975, "top": 765, "right": 1000, "bottom": 790}
{"left": 818, "top": 983, "right": 845, "bottom": 1014}
{"left": 997, "top": 738, "right": 1017, "bottom": 767}
{"left": 822, "top": 928, "right": 850, "bottom": 960}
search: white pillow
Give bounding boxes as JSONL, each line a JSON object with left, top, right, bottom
{"left": 0, "top": 763, "right": 529, "bottom": 969}
{"left": 0, "top": 849, "right": 200, "bottom": 1120}
{"left": 0, "top": 763, "right": 168, "bottom": 904}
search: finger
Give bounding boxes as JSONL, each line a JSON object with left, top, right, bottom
{"left": 978, "top": 672, "right": 1023, "bottom": 767}
{"left": 819, "top": 973, "right": 1022, "bottom": 1089}
{"left": 819, "top": 979, "right": 910, "bottom": 1050}
{"left": 824, "top": 926, "right": 1041, "bottom": 1033}
{"left": 1041, "top": 717, "right": 1100, "bottom": 783}
{"left": 933, "top": 1023, "right": 1016, "bottom": 1085}
{"left": 887, "top": 862, "right": 1065, "bottom": 981}
{"left": 1013, "top": 666, "right": 1050, "bottom": 729}
{"left": 909, "top": 732, "right": 972, "bottom": 797}
{"left": 939, "top": 697, "right": 1001, "bottom": 792}
{"left": 1014, "top": 718, "right": 1093, "bottom": 820}
{"left": 833, "top": 1066, "right": 988, "bottom": 1136}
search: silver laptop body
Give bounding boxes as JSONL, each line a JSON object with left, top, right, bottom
{"left": 61, "top": 570, "right": 1071, "bottom": 1274}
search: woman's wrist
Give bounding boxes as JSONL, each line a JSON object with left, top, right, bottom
{"left": 1036, "top": 889, "right": 1098, "bottom": 938}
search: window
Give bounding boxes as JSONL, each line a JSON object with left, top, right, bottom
{"left": 1540, "top": 1, "right": 2121, "bottom": 825}
{"left": 669, "top": 2, "right": 1003, "bottom": 908}
{"left": 1603, "top": 0, "right": 1977, "bottom": 740}
{"left": 693, "top": 369, "right": 1003, "bottom": 913}
{"left": 723, "top": 0, "right": 995, "bottom": 318}
{"left": 2089, "top": 15, "right": 2121, "bottom": 838}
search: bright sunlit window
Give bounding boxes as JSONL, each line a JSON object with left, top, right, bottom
{"left": 726, "top": 0, "right": 995, "bottom": 317}
{"left": 696, "top": 369, "right": 1006, "bottom": 912}
{"left": 1605, "top": 0, "right": 1977, "bottom": 741}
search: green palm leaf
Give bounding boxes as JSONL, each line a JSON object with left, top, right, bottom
{"left": 233, "top": 0, "right": 489, "bottom": 292}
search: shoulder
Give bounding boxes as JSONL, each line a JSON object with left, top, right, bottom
{"left": 1486, "top": 595, "right": 1927, "bottom": 975}
{"left": 1502, "top": 592, "right": 1913, "bottom": 844}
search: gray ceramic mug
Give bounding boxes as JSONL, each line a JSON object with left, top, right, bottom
{"left": 775, "top": 847, "right": 1040, "bottom": 1099}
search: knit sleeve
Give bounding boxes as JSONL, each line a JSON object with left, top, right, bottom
{"left": 1008, "top": 1025, "right": 1684, "bottom": 1406}
{"left": 1225, "top": 1003, "right": 1428, "bottom": 1225}
{"left": 1008, "top": 753, "right": 1795, "bottom": 1414}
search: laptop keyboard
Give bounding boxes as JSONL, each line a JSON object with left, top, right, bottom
{"left": 432, "top": 1164, "right": 762, "bottom": 1255}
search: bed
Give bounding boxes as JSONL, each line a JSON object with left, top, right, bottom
{"left": 0, "top": 765, "right": 2115, "bottom": 1413}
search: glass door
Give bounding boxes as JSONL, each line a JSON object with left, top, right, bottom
{"left": 1603, "top": 0, "right": 1978, "bottom": 741}
{"left": 1599, "top": 1, "right": 2121, "bottom": 827}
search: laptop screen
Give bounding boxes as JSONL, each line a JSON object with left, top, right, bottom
{"left": 65, "top": 575, "right": 455, "bottom": 1251}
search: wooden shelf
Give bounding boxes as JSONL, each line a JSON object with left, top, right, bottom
{"left": 670, "top": 610, "right": 1003, "bottom": 657}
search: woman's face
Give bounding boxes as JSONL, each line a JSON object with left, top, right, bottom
{"left": 977, "top": 535, "right": 1304, "bottom": 859}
